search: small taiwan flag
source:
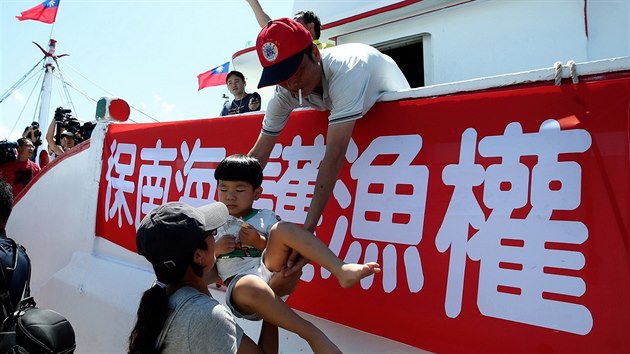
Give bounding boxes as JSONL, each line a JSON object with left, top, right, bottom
{"left": 197, "top": 62, "right": 230, "bottom": 90}
{"left": 16, "top": 0, "right": 60, "bottom": 24}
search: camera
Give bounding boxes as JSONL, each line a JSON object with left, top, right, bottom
{"left": 0, "top": 140, "right": 18, "bottom": 165}
{"left": 54, "top": 107, "right": 72, "bottom": 122}
{"left": 52, "top": 107, "right": 95, "bottom": 145}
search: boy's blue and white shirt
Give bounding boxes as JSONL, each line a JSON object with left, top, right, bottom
{"left": 215, "top": 209, "right": 281, "bottom": 281}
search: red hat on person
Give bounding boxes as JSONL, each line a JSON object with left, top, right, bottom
{"left": 256, "top": 17, "right": 313, "bottom": 89}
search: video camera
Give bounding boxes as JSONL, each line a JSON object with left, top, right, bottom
{"left": 53, "top": 107, "right": 95, "bottom": 145}
{"left": 0, "top": 140, "right": 18, "bottom": 165}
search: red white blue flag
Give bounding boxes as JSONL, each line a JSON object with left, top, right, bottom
{"left": 16, "top": 0, "right": 60, "bottom": 24}
{"left": 197, "top": 62, "right": 230, "bottom": 90}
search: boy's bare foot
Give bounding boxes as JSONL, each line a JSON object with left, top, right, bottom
{"left": 337, "top": 262, "right": 381, "bottom": 288}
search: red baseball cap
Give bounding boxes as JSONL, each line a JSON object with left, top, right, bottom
{"left": 256, "top": 18, "right": 313, "bottom": 88}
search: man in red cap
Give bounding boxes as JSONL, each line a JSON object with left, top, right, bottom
{"left": 248, "top": 17, "right": 410, "bottom": 274}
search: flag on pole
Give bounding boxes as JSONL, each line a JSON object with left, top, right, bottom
{"left": 16, "top": 0, "right": 60, "bottom": 24}
{"left": 197, "top": 62, "right": 230, "bottom": 90}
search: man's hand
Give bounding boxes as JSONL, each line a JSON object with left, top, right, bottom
{"left": 214, "top": 235, "right": 236, "bottom": 256}
{"left": 269, "top": 265, "right": 302, "bottom": 297}
{"left": 248, "top": 97, "right": 260, "bottom": 111}
{"left": 283, "top": 249, "right": 310, "bottom": 277}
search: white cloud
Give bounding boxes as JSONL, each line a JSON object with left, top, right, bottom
{"left": 10, "top": 90, "right": 25, "bottom": 105}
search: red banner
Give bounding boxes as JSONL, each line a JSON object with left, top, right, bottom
{"left": 96, "top": 76, "right": 630, "bottom": 353}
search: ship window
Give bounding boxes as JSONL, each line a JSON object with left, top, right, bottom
{"left": 375, "top": 35, "right": 424, "bottom": 88}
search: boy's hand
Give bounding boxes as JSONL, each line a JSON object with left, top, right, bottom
{"left": 239, "top": 223, "right": 267, "bottom": 250}
{"left": 214, "top": 235, "right": 236, "bottom": 256}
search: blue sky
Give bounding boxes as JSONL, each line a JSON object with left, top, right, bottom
{"left": 1, "top": 0, "right": 292, "bottom": 140}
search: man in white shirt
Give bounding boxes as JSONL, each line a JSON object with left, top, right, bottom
{"left": 248, "top": 18, "right": 410, "bottom": 274}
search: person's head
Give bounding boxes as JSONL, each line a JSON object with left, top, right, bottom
{"left": 129, "top": 202, "right": 228, "bottom": 353}
{"left": 30, "top": 122, "right": 40, "bottom": 131}
{"left": 293, "top": 11, "right": 321, "bottom": 40}
{"left": 61, "top": 131, "right": 76, "bottom": 149}
{"left": 16, "top": 138, "right": 34, "bottom": 161}
{"left": 256, "top": 17, "right": 323, "bottom": 95}
{"left": 214, "top": 154, "right": 263, "bottom": 218}
{"left": 0, "top": 179, "right": 13, "bottom": 230}
{"left": 226, "top": 71, "right": 247, "bottom": 98}
{"left": 136, "top": 202, "right": 229, "bottom": 283}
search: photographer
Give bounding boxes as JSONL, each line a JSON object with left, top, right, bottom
{"left": 46, "top": 115, "right": 77, "bottom": 158}
{"left": 21, "top": 122, "right": 41, "bottom": 162}
{"left": 0, "top": 138, "right": 40, "bottom": 199}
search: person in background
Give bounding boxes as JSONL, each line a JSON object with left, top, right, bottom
{"left": 21, "top": 122, "right": 42, "bottom": 162}
{"left": 45, "top": 119, "right": 76, "bottom": 158}
{"left": 129, "top": 201, "right": 299, "bottom": 354}
{"left": 244, "top": 0, "right": 334, "bottom": 50}
{"left": 0, "top": 138, "right": 41, "bottom": 199}
{"left": 248, "top": 18, "right": 410, "bottom": 275}
{"left": 221, "top": 71, "right": 261, "bottom": 116}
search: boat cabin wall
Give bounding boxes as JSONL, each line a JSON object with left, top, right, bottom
{"left": 309, "top": 0, "right": 628, "bottom": 86}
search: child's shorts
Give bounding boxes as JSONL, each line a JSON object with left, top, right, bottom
{"left": 225, "top": 260, "right": 274, "bottom": 321}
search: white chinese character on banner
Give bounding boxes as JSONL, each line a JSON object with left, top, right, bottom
{"left": 326, "top": 135, "right": 428, "bottom": 293}
{"left": 135, "top": 140, "right": 178, "bottom": 226}
{"left": 104, "top": 140, "right": 137, "bottom": 227}
{"left": 174, "top": 139, "right": 226, "bottom": 207}
{"left": 436, "top": 119, "right": 593, "bottom": 335}
{"left": 258, "top": 135, "right": 325, "bottom": 224}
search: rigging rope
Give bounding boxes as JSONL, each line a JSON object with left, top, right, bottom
{"left": 8, "top": 70, "right": 45, "bottom": 138}
{"left": 567, "top": 60, "right": 579, "bottom": 84}
{"left": 59, "top": 61, "right": 159, "bottom": 122}
{"left": 554, "top": 61, "right": 563, "bottom": 86}
{"left": 0, "top": 58, "right": 44, "bottom": 104}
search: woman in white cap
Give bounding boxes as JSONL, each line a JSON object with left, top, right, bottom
{"left": 129, "top": 201, "right": 295, "bottom": 353}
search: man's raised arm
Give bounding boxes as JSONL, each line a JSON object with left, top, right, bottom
{"left": 245, "top": 0, "right": 272, "bottom": 28}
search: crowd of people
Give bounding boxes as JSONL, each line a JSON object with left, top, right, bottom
{"left": 130, "top": 0, "right": 410, "bottom": 353}
{"left": 0, "top": 107, "right": 92, "bottom": 203}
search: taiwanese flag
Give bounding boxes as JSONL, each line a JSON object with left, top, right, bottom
{"left": 16, "top": 0, "right": 60, "bottom": 24}
{"left": 197, "top": 62, "right": 230, "bottom": 90}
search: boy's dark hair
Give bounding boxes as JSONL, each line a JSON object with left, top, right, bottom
{"left": 294, "top": 11, "right": 321, "bottom": 40}
{"left": 214, "top": 154, "right": 263, "bottom": 189}
{"left": 226, "top": 71, "right": 245, "bottom": 84}
{"left": 0, "top": 179, "right": 13, "bottom": 222}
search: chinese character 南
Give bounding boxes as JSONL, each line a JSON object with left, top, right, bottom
{"left": 134, "top": 140, "right": 178, "bottom": 227}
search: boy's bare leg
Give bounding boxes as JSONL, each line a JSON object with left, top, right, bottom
{"left": 264, "top": 222, "right": 381, "bottom": 288}
{"left": 231, "top": 275, "right": 341, "bottom": 354}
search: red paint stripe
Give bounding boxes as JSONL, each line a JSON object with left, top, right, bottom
{"left": 233, "top": 46, "right": 256, "bottom": 60}
{"left": 322, "top": 0, "right": 425, "bottom": 30}
{"left": 327, "top": 0, "right": 476, "bottom": 41}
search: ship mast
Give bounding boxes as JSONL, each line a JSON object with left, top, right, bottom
{"left": 37, "top": 38, "right": 57, "bottom": 155}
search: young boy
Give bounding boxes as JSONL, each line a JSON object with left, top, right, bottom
{"left": 214, "top": 154, "right": 380, "bottom": 353}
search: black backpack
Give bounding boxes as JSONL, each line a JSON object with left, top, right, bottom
{"left": 0, "top": 237, "right": 76, "bottom": 354}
